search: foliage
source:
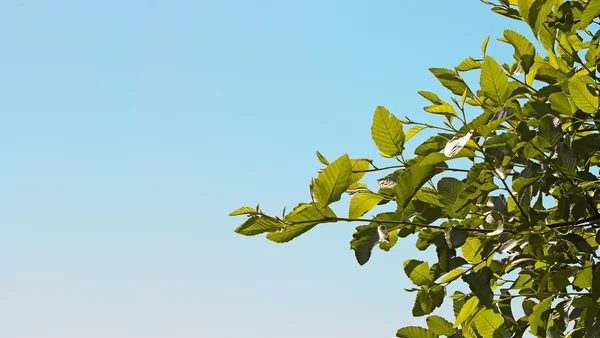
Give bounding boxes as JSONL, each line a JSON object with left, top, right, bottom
{"left": 230, "top": 1, "right": 600, "bottom": 336}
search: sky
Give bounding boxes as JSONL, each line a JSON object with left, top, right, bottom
{"left": 0, "top": 1, "right": 527, "bottom": 337}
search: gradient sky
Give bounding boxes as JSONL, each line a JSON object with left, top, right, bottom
{"left": 1, "top": 1, "right": 528, "bottom": 337}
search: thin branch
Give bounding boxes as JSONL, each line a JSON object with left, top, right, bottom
{"left": 287, "top": 216, "right": 499, "bottom": 233}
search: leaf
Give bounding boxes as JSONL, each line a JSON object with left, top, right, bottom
{"left": 371, "top": 106, "right": 405, "bottom": 157}
{"left": 313, "top": 154, "right": 352, "bottom": 208}
{"left": 234, "top": 216, "right": 284, "bottom": 236}
{"left": 549, "top": 92, "right": 573, "bottom": 116}
{"left": 528, "top": 296, "right": 553, "bottom": 336}
{"left": 394, "top": 155, "right": 443, "bottom": 211}
{"left": 482, "top": 35, "right": 490, "bottom": 55}
{"left": 574, "top": 263, "right": 593, "bottom": 288}
{"left": 429, "top": 68, "right": 472, "bottom": 97}
{"left": 424, "top": 103, "right": 458, "bottom": 117}
{"left": 569, "top": 80, "right": 599, "bottom": 114}
{"left": 229, "top": 206, "right": 258, "bottom": 216}
{"left": 538, "top": 114, "right": 561, "bottom": 147}
{"left": 480, "top": 56, "right": 510, "bottom": 104}
{"left": 418, "top": 91, "right": 443, "bottom": 104}
{"left": 404, "top": 259, "right": 433, "bottom": 286}
{"left": 461, "top": 238, "right": 483, "bottom": 263}
{"left": 427, "top": 315, "right": 456, "bottom": 336}
{"left": 350, "top": 213, "right": 401, "bottom": 265}
{"left": 580, "top": 0, "right": 600, "bottom": 29}
{"left": 406, "top": 126, "right": 425, "bottom": 142}
{"left": 267, "top": 203, "right": 335, "bottom": 243}
{"left": 316, "top": 150, "right": 329, "bottom": 165}
{"left": 350, "top": 159, "right": 370, "bottom": 185}
{"left": 413, "top": 287, "right": 434, "bottom": 316}
{"left": 444, "top": 130, "right": 474, "bottom": 158}
{"left": 454, "top": 296, "right": 480, "bottom": 328}
{"left": 438, "top": 267, "right": 466, "bottom": 284}
{"left": 473, "top": 309, "right": 504, "bottom": 338}
{"left": 456, "top": 57, "right": 482, "bottom": 72}
{"left": 396, "top": 326, "right": 438, "bottom": 338}
{"left": 349, "top": 192, "right": 384, "bottom": 219}
{"left": 503, "top": 29, "right": 535, "bottom": 72}
{"left": 463, "top": 269, "right": 493, "bottom": 309}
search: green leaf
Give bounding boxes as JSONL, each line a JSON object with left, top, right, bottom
{"left": 569, "top": 80, "right": 599, "bottom": 113}
{"left": 461, "top": 238, "right": 482, "bottom": 263}
{"left": 439, "top": 267, "right": 466, "bottom": 284}
{"left": 463, "top": 268, "right": 494, "bottom": 308}
{"left": 413, "top": 287, "right": 434, "bottom": 316}
{"left": 406, "top": 126, "right": 425, "bottom": 142}
{"left": 574, "top": 262, "right": 593, "bottom": 288}
{"left": 482, "top": 35, "right": 490, "bottom": 55}
{"left": 427, "top": 315, "right": 456, "bottom": 336}
{"left": 349, "top": 192, "right": 384, "bottom": 219}
{"left": 454, "top": 296, "right": 480, "bottom": 328}
{"left": 480, "top": 56, "right": 509, "bottom": 104}
{"left": 396, "top": 326, "right": 438, "bottom": 338}
{"left": 313, "top": 154, "right": 352, "bottom": 208}
{"left": 580, "top": 0, "right": 600, "bottom": 29}
{"left": 404, "top": 259, "right": 434, "bottom": 286}
{"left": 418, "top": 91, "right": 443, "bottom": 104}
{"left": 267, "top": 203, "right": 335, "bottom": 243}
{"left": 429, "top": 68, "right": 472, "bottom": 97}
{"left": 538, "top": 114, "right": 561, "bottom": 147}
{"left": 456, "top": 57, "right": 482, "bottom": 72}
{"left": 549, "top": 92, "right": 573, "bottom": 116}
{"left": 315, "top": 150, "right": 329, "bottom": 165}
{"left": 394, "top": 155, "right": 442, "bottom": 211}
{"left": 235, "top": 216, "right": 284, "bottom": 236}
{"left": 473, "top": 309, "right": 504, "bottom": 338}
{"left": 424, "top": 103, "right": 458, "bottom": 118}
{"left": 371, "top": 106, "right": 405, "bottom": 157}
{"left": 503, "top": 29, "right": 535, "bottom": 72}
{"left": 528, "top": 296, "right": 553, "bottom": 336}
{"left": 350, "top": 159, "right": 370, "bottom": 185}
{"left": 229, "top": 206, "right": 258, "bottom": 216}
{"left": 350, "top": 213, "right": 402, "bottom": 265}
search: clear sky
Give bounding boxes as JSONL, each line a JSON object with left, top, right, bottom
{"left": 1, "top": 1, "right": 527, "bottom": 337}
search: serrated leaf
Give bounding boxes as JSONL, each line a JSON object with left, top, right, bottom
{"left": 229, "top": 206, "right": 258, "bottom": 216}
{"left": 235, "top": 216, "right": 284, "bottom": 236}
{"left": 349, "top": 192, "right": 384, "bottom": 219}
{"left": 474, "top": 309, "right": 504, "bottom": 338}
{"left": 481, "top": 56, "right": 510, "bottom": 104}
{"left": 396, "top": 326, "right": 438, "bottom": 338}
{"left": 427, "top": 315, "right": 456, "bottom": 336}
{"left": 454, "top": 296, "right": 480, "bottom": 328}
{"left": 438, "top": 267, "right": 466, "bottom": 284}
{"left": 313, "top": 154, "right": 352, "bottom": 208}
{"left": 404, "top": 259, "right": 433, "bottom": 286}
{"left": 371, "top": 106, "right": 405, "bottom": 157}
{"left": 569, "top": 80, "right": 599, "bottom": 113}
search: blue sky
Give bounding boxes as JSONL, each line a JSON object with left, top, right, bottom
{"left": 0, "top": 1, "right": 527, "bottom": 337}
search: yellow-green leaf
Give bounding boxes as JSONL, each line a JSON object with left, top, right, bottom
{"left": 313, "top": 154, "right": 352, "bottom": 207}
{"left": 569, "top": 80, "right": 599, "bottom": 114}
{"left": 371, "top": 106, "right": 405, "bottom": 157}
{"left": 473, "top": 309, "right": 504, "bottom": 338}
{"left": 480, "top": 56, "right": 509, "bottom": 104}
{"left": 349, "top": 192, "right": 384, "bottom": 219}
{"left": 454, "top": 296, "right": 480, "bottom": 328}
